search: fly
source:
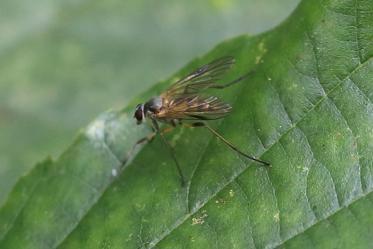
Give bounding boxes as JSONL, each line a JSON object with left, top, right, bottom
{"left": 133, "top": 56, "right": 270, "bottom": 186}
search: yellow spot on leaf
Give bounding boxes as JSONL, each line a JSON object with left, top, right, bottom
{"left": 255, "top": 40, "right": 268, "bottom": 64}
{"left": 274, "top": 212, "right": 280, "bottom": 222}
{"left": 192, "top": 210, "right": 208, "bottom": 225}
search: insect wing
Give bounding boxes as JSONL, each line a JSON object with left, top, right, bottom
{"left": 162, "top": 56, "right": 235, "bottom": 98}
{"left": 156, "top": 95, "right": 232, "bottom": 121}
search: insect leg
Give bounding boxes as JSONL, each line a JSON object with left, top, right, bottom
{"left": 152, "top": 119, "right": 186, "bottom": 186}
{"left": 188, "top": 122, "right": 270, "bottom": 166}
{"left": 207, "top": 70, "right": 255, "bottom": 89}
{"left": 125, "top": 132, "right": 157, "bottom": 162}
{"left": 126, "top": 127, "right": 174, "bottom": 163}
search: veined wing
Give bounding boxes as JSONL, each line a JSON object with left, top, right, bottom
{"left": 156, "top": 95, "right": 232, "bottom": 121}
{"left": 162, "top": 56, "right": 235, "bottom": 98}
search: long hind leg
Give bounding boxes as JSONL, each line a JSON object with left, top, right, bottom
{"left": 185, "top": 122, "right": 270, "bottom": 166}
{"left": 151, "top": 119, "right": 186, "bottom": 186}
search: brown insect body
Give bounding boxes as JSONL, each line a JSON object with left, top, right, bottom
{"left": 133, "top": 56, "right": 269, "bottom": 185}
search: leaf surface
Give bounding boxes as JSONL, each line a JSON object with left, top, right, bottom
{"left": 1, "top": 0, "right": 372, "bottom": 248}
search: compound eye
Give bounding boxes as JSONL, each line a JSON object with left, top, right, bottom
{"left": 134, "top": 105, "right": 143, "bottom": 123}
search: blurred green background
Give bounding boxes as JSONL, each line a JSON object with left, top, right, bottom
{"left": 0, "top": 0, "right": 299, "bottom": 205}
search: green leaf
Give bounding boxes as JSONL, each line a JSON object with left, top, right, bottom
{"left": 0, "top": 0, "right": 300, "bottom": 206}
{"left": 1, "top": 0, "right": 373, "bottom": 248}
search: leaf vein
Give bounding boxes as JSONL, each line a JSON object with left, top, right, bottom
{"left": 355, "top": 0, "right": 363, "bottom": 63}
{"left": 234, "top": 179, "right": 257, "bottom": 249}
{"left": 326, "top": 93, "right": 363, "bottom": 199}
{"left": 148, "top": 56, "right": 373, "bottom": 248}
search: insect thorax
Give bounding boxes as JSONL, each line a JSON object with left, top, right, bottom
{"left": 144, "top": 96, "right": 163, "bottom": 114}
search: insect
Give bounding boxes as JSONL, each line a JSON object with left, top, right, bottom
{"left": 133, "top": 56, "right": 270, "bottom": 185}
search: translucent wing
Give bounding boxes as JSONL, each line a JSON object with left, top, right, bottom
{"left": 162, "top": 56, "right": 235, "bottom": 98}
{"left": 156, "top": 95, "right": 232, "bottom": 121}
